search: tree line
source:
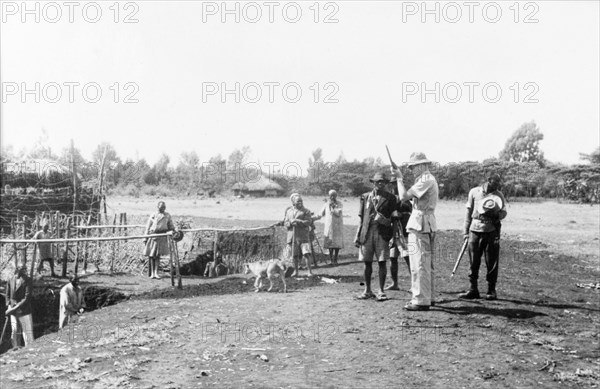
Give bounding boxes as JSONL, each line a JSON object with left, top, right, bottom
{"left": 2, "top": 122, "right": 599, "bottom": 203}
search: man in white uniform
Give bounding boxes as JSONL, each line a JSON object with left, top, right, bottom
{"left": 391, "top": 152, "right": 439, "bottom": 311}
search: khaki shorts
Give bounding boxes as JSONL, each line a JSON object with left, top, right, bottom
{"left": 358, "top": 225, "right": 389, "bottom": 262}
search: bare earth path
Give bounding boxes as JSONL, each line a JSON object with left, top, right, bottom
{"left": 0, "top": 199, "right": 598, "bottom": 388}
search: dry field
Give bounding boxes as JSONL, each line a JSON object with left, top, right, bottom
{"left": 0, "top": 196, "right": 598, "bottom": 388}
{"left": 110, "top": 195, "right": 600, "bottom": 259}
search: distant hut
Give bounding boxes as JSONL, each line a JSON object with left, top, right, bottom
{"left": 232, "top": 176, "right": 284, "bottom": 197}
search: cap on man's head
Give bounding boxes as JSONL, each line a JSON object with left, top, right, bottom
{"left": 370, "top": 172, "right": 390, "bottom": 183}
{"left": 405, "top": 152, "right": 431, "bottom": 167}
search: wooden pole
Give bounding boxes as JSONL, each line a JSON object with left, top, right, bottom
{"left": 29, "top": 243, "right": 37, "bottom": 279}
{"left": 118, "top": 213, "right": 128, "bottom": 273}
{"left": 62, "top": 217, "right": 71, "bottom": 277}
{"left": 0, "top": 232, "right": 175, "bottom": 244}
{"left": 173, "top": 238, "right": 182, "bottom": 289}
{"left": 123, "top": 213, "right": 128, "bottom": 237}
{"left": 96, "top": 215, "right": 102, "bottom": 270}
{"left": 83, "top": 215, "right": 90, "bottom": 273}
{"left": 15, "top": 211, "right": 21, "bottom": 265}
{"left": 73, "top": 224, "right": 145, "bottom": 230}
{"left": 54, "top": 211, "right": 60, "bottom": 263}
{"left": 118, "top": 213, "right": 124, "bottom": 267}
{"left": 181, "top": 224, "right": 278, "bottom": 233}
{"left": 168, "top": 238, "right": 175, "bottom": 287}
{"left": 74, "top": 224, "right": 80, "bottom": 277}
{"left": 11, "top": 219, "right": 17, "bottom": 268}
{"left": 110, "top": 213, "right": 117, "bottom": 273}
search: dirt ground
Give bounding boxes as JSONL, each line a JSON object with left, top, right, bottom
{"left": 0, "top": 200, "right": 599, "bottom": 388}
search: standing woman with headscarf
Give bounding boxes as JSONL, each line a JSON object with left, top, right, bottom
{"left": 320, "top": 190, "right": 344, "bottom": 265}
{"left": 143, "top": 201, "right": 176, "bottom": 279}
{"left": 284, "top": 193, "right": 320, "bottom": 277}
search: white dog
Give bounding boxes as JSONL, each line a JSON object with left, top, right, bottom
{"left": 244, "top": 259, "right": 288, "bottom": 293}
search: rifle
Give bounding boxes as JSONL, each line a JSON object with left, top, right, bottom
{"left": 0, "top": 314, "right": 9, "bottom": 347}
{"left": 385, "top": 145, "right": 398, "bottom": 169}
{"left": 451, "top": 239, "right": 469, "bottom": 277}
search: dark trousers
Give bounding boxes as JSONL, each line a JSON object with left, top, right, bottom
{"left": 467, "top": 230, "right": 500, "bottom": 290}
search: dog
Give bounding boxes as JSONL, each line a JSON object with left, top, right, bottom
{"left": 244, "top": 259, "right": 288, "bottom": 293}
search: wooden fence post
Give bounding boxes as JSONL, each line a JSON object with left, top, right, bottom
{"left": 74, "top": 221, "right": 80, "bottom": 277}
{"left": 110, "top": 214, "right": 117, "bottom": 273}
{"left": 15, "top": 212, "right": 22, "bottom": 266}
{"left": 11, "top": 219, "right": 18, "bottom": 268}
{"left": 29, "top": 243, "right": 37, "bottom": 279}
{"left": 118, "top": 213, "right": 124, "bottom": 267}
{"left": 168, "top": 238, "right": 175, "bottom": 287}
{"left": 173, "top": 238, "right": 182, "bottom": 289}
{"left": 54, "top": 211, "right": 60, "bottom": 264}
{"left": 83, "top": 214, "right": 91, "bottom": 273}
{"left": 97, "top": 217, "right": 102, "bottom": 271}
{"left": 62, "top": 218, "right": 71, "bottom": 277}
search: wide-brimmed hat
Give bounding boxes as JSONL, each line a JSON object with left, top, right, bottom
{"left": 477, "top": 194, "right": 503, "bottom": 215}
{"left": 405, "top": 152, "right": 431, "bottom": 167}
{"left": 370, "top": 172, "right": 390, "bottom": 183}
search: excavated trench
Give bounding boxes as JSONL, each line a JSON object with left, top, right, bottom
{"left": 0, "top": 283, "right": 128, "bottom": 354}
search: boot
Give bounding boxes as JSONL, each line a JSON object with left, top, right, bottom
{"left": 458, "top": 288, "right": 480, "bottom": 299}
{"left": 485, "top": 285, "right": 497, "bottom": 300}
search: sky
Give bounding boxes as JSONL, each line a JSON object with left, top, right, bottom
{"left": 1, "top": 0, "right": 599, "bottom": 172}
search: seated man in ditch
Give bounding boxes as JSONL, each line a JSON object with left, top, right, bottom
{"left": 59, "top": 276, "right": 86, "bottom": 329}
{"left": 284, "top": 193, "right": 321, "bottom": 277}
{"left": 204, "top": 250, "right": 228, "bottom": 277}
{"left": 143, "top": 201, "right": 176, "bottom": 279}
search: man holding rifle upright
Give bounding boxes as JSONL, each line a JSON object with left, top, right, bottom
{"left": 459, "top": 173, "right": 507, "bottom": 301}
{"left": 391, "top": 152, "right": 439, "bottom": 311}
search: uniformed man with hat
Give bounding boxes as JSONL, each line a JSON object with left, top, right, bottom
{"left": 459, "top": 173, "right": 507, "bottom": 300}
{"left": 391, "top": 152, "right": 439, "bottom": 311}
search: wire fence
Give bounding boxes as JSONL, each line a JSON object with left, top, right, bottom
{"left": 0, "top": 212, "right": 310, "bottom": 284}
